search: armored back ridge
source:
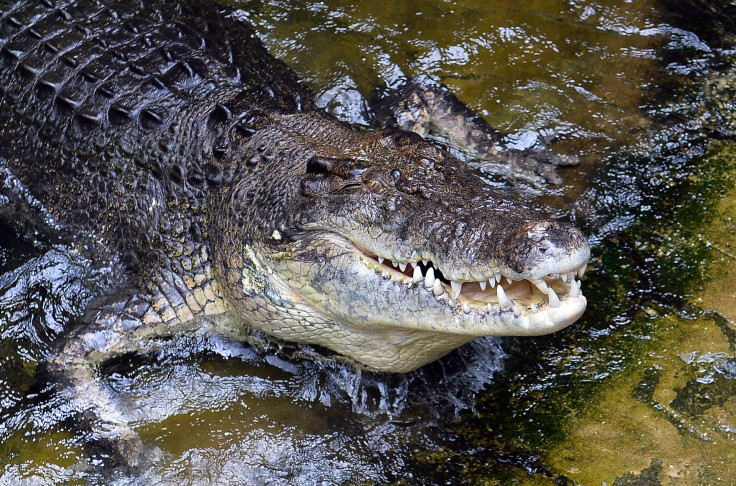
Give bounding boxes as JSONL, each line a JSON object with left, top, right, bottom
{"left": 1, "top": 0, "right": 589, "bottom": 377}
{"left": 0, "top": 0, "right": 309, "bottom": 274}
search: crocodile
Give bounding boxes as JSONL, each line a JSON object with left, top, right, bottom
{"left": 0, "top": 0, "right": 588, "bottom": 378}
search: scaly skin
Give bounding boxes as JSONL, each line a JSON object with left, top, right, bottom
{"left": 0, "top": 0, "right": 589, "bottom": 373}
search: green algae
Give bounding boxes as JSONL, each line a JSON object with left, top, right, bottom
{"left": 434, "top": 140, "right": 736, "bottom": 484}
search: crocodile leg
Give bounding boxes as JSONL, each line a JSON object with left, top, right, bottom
{"left": 371, "top": 77, "right": 579, "bottom": 185}
{"left": 47, "top": 268, "right": 233, "bottom": 470}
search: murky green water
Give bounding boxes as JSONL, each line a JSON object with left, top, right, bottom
{"left": 2, "top": 0, "right": 736, "bottom": 484}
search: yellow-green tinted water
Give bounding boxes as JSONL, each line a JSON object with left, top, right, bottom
{"left": 547, "top": 140, "right": 736, "bottom": 484}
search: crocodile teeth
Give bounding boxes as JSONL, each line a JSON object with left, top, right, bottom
{"left": 497, "top": 285, "right": 511, "bottom": 308}
{"left": 569, "top": 279, "right": 580, "bottom": 298}
{"left": 450, "top": 281, "right": 462, "bottom": 300}
{"left": 533, "top": 280, "right": 549, "bottom": 294}
{"left": 432, "top": 278, "right": 444, "bottom": 296}
{"left": 424, "top": 267, "right": 435, "bottom": 289}
{"left": 413, "top": 264, "right": 423, "bottom": 282}
{"left": 369, "top": 252, "right": 589, "bottom": 314}
{"left": 547, "top": 288, "right": 561, "bottom": 308}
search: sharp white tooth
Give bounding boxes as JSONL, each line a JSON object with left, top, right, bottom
{"left": 448, "top": 299, "right": 457, "bottom": 308}
{"left": 566, "top": 272, "right": 575, "bottom": 283}
{"left": 578, "top": 265, "right": 587, "bottom": 277}
{"left": 479, "top": 280, "right": 487, "bottom": 291}
{"left": 505, "top": 276, "right": 513, "bottom": 285}
{"left": 413, "top": 265, "right": 423, "bottom": 282}
{"left": 451, "top": 281, "right": 463, "bottom": 300}
{"left": 424, "top": 267, "right": 435, "bottom": 289}
{"left": 432, "top": 279, "right": 444, "bottom": 296}
{"left": 547, "top": 288, "right": 561, "bottom": 308}
{"left": 378, "top": 257, "right": 384, "bottom": 264}
{"left": 382, "top": 270, "right": 390, "bottom": 279}
{"left": 489, "top": 276, "right": 496, "bottom": 288}
{"left": 497, "top": 285, "right": 511, "bottom": 308}
{"left": 513, "top": 305, "right": 521, "bottom": 317}
{"left": 487, "top": 303, "right": 494, "bottom": 313}
{"left": 399, "top": 262, "right": 407, "bottom": 272}
{"left": 463, "top": 303, "right": 471, "bottom": 314}
{"left": 561, "top": 273, "right": 568, "bottom": 283}
{"left": 391, "top": 260, "right": 398, "bottom": 267}
{"left": 570, "top": 279, "right": 580, "bottom": 298}
{"left": 533, "top": 280, "right": 549, "bottom": 294}
{"left": 495, "top": 273, "right": 501, "bottom": 283}
{"left": 422, "top": 259, "right": 428, "bottom": 266}
{"left": 530, "top": 303, "right": 538, "bottom": 314}
{"left": 551, "top": 273, "right": 560, "bottom": 280}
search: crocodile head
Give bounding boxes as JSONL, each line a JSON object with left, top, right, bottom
{"left": 214, "top": 120, "right": 589, "bottom": 373}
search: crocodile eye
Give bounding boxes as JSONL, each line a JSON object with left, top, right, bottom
{"left": 366, "top": 179, "right": 383, "bottom": 193}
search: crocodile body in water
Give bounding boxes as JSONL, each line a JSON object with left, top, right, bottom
{"left": 0, "top": 0, "right": 589, "bottom": 378}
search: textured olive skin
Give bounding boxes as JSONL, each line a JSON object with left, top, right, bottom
{"left": 0, "top": 0, "right": 588, "bottom": 374}
{"left": 0, "top": 0, "right": 306, "bottom": 274}
{"left": 0, "top": 0, "right": 315, "bottom": 330}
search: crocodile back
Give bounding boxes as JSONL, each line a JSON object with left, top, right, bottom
{"left": 0, "top": 0, "right": 309, "bottom": 269}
